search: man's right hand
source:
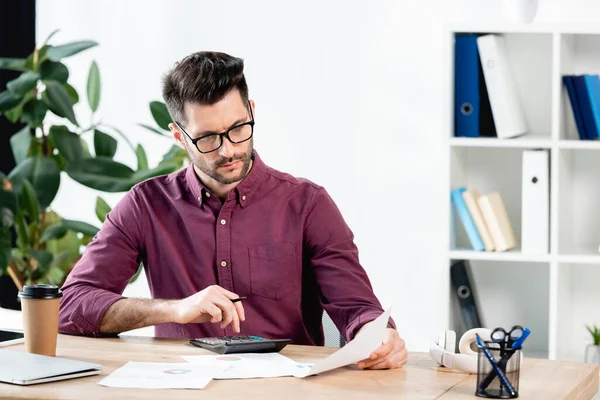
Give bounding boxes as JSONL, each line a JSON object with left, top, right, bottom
{"left": 172, "top": 285, "right": 246, "bottom": 332}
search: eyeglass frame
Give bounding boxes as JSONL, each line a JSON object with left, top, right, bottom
{"left": 174, "top": 101, "right": 255, "bottom": 154}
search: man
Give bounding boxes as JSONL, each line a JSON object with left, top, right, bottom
{"left": 59, "top": 51, "right": 407, "bottom": 370}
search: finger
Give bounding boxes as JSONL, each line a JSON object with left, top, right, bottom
{"left": 234, "top": 301, "right": 246, "bottom": 322}
{"left": 212, "top": 294, "right": 240, "bottom": 331}
{"left": 369, "top": 341, "right": 394, "bottom": 361}
{"left": 365, "top": 350, "right": 407, "bottom": 370}
{"left": 215, "top": 286, "right": 241, "bottom": 300}
{"left": 207, "top": 304, "right": 222, "bottom": 323}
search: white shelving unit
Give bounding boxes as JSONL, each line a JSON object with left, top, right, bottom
{"left": 443, "top": 23, "right": 600, "bottom": 363}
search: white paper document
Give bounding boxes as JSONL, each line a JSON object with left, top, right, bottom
{"left": 181, "top": 353, "right": 306, "bottom": 379}
{"left": 292, "top": 308, "right": 391, "bottom": 378}
{"left": 182, "top": 308, "right": 391, "bottom": 379}
{"left": 98, "top": 361, "right": 226, "bottom": 389}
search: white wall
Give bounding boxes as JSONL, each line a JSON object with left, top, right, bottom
{"left": 30, "top": 0, "right": 600, "bottom": 352}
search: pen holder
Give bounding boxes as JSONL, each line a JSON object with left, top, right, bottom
{"left": 475, "top": 343, "right": 521, "bottom": 399}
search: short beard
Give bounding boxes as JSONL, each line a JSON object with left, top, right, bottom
{"left": 193, "top": 146, "right": 253, "bottom": 185}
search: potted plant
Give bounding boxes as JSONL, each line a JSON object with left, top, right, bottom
{"left": 585, "top": 324, "right": 600, "bottom": 364}
{"left": 0, "top": 30, "right": 186, "bottom": 308}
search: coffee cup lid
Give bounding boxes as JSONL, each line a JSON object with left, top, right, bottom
{"left": 18, "top": 284, "right": 63, "bottom": 300}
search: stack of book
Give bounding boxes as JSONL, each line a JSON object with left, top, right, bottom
{"left": 563, "top": 74, "right": 600, "bottom": 140}
{"left": 451, "top": 187, "right": 517, "bottom": 252}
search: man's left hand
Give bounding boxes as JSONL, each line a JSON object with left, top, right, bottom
{"left": 357, "top": 328, "right": 408, "bottom": 370}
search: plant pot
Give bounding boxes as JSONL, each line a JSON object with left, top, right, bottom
{"left": 585, "top": 344, "right": 600, "bottom": 364}
{"left": 0, "top": 274, "right": 20, "bottom": 310}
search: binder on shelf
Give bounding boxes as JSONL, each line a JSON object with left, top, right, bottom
{"left": 563, "top": 75, "right": 587, "bottom": 140}
{"left": 450, "top": 260, "right": 483, "bottom": 330}
{"left": 521, "top": 150, "right": 549, "bottom": 255}
{"left": 454, "top": 34, "right": 497, "bottom": 138}
{"left": 477, "top": 34, "right": 528, "bottom": 139}
{"left": 584, "top": 74, "right": 600, "bottom": 140}
{"left": 477, "top": 192, "right": 517, "bottom": 252}
{"left": 462, "top": 189, "right": 495, "bottom": 251}
{"left": 573, "top": 75, "right": 599, "bottom": 140}
{"left": 451, "top": 187, "right": 485, "bottom": 252}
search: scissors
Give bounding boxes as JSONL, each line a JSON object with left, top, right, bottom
{"left": 490, "top": 325, "right": 526, "bottom": 355}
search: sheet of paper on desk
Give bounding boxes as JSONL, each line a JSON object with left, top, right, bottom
{"left": 98, "top": 361, "right": 227, "bottom": 389}
{"left": 181, "top": 353, "right": 304, "bottom": 379}
{"left": 293, "top": 307, "right": 392, "bottom": 378}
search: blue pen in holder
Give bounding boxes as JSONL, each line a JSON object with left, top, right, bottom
{"left": 475, "top": 335, "right": 521, "bottom": 399}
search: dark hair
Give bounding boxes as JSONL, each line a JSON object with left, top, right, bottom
{"left": 162, "top": 51, "right": 249, "bottom": 125}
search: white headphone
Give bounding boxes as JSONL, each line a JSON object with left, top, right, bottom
{"left": 429, "top": 328, "right": 522, "bottom": 374}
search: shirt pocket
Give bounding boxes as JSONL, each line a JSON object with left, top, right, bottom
{"left": 248, "top": 242, "right": 297, "bottom": 301}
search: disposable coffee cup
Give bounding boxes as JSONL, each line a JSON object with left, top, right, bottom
{"left": 18, "top": 284, "right": 63, "bottom": 356}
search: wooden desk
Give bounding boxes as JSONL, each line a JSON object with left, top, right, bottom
{"left": 1, "top": 334, "right": 598, "bottom": 399}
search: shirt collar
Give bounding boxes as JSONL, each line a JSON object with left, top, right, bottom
{"left": 185, "top": 149, "right": 267, "bottom": 208}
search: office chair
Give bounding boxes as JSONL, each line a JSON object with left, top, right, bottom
{"left": 322, "top": 311, "right": 346, "bottom": 348}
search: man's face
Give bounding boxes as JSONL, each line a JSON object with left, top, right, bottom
{"left": 174, "top": 90, "right": 254, "bottom": 185}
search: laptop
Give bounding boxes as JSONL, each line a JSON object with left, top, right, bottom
{"left": 0, "top": 349, "right": 102, "bottom": 385}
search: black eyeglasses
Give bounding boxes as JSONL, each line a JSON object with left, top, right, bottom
{"left": 175, "top": 102, "right": 255, "bottom": 154}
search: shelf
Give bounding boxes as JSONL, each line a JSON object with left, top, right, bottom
{"left": 446, "top": 22, "right": 600, "bottom": 35}
{"left": 558, "top": 140, "right": 600, "bottom": 150}
{"left": 449, "top": 135, "right": 553, "bottom": 149}
{"left": 449, "top": 248, "right": 551, "bottom": 263}
{"left": 558, "top": 245, "right": 600, "bottom": 264}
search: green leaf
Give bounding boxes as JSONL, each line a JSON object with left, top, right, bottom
{"left": 40, "top": 61, "right": 69, "bottom": 83}
{"left": 161, "top": 145, "right": 187, "bottom": 164}
{"left": 136, "top": 144, "right": 148, "bottom": 170}
{"left": 22, "top": 99, "right": 48, "bottom": 127}
{"left": 14, "top": 213, "right": 28, "bottom": 251}
{"left": 0, "top": 57, "right": 27, "bottom": 72}
{"left": 1, "top": 208, "right": 14, "bottom": 228}
{"left": 61, "top": 219, "right": 100, "bottom": 237}
{"left": 7, "top": 72, "right": 40, "bottom": 96}
{"left": 130, "top": 263, "right": 143, "bottom": 284}
{"left": 0, "top": 228, "right": 11, "bottom": 271}
{"left": 40, "top": 224, "right": 67, "bottom": 242}
{"left": 29, "top": 249, "right": 53, "bottom": 270}
{"left": 130, "top": 161, "right": 179, "bottom": 184}
{"left": 93, "top": 129, "right": 117, "bottom": 158}
{"left": 10, "top": 126, "right": 32, "bottom": 165}
{"left": 67, "top": 157, "right": 135, "bottom": 192}
{"left": 43, "top": 81, "right": 78, "bottom": 126}
{"left": 0, "top": 90, "right": 23, "bottom": 112}
{"left": 43, "top": 29, "right": 60, "bottom": 45}
{"left": 0, "top": 189, "right": 17, "bottom": 216}
{"left": 87, "top": 61, "right": 100, "bottom": 112}
{"left": 137, "top": 123, "right": 169, "bottom": 136}
{"left": 64, "top": 83, "right": 79, "bottom": 104}
{"left": 20, "top": 179, "right": 39, "bottom": 223}
{"left": 47, "top": 264, "right": 66, "bottom": 286}
{"left": 149, "top": 101, "right": 172, "bottom": 130}
{"left": 8, "top": 156, "right": 61, "bottom": 209}
{"left": 50, "top": 125, "right": 84, "bottom": 163}
{"left": 95, "top": 197, "right": 111, "bottom": 223}
{"left": 46, "top": 40, "right": 98, "bottom": 62}
{"left": 45, "top": 226, "right": 79, "bottom": 262}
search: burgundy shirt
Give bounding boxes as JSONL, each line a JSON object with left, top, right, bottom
{"left": 59, "top": 151, "right": 395, "bottom": 345}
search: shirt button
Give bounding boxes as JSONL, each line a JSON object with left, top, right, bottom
{"left": 242, "top": 195, "right": 246, "bottom": 201}
{"left": 197, "top": 196, "right": 201, "bottom": 202}
{"left": 205, "top": 192, "right": 210, "bottom": 197}
{"left": 221, "top": 261, "right": 227, "bottom": 268}
{"left": 220, "top": 219, "right": 226, "bottom": 225}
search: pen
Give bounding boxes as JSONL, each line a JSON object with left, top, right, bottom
{"left": 476, "top": 334, "right": 516, "bottom": 397}
{"left": 231, "top": 297, "right": 247, "bottom": 303}
{"left": 479, "top": 328, "right": 530, "bottom": 391}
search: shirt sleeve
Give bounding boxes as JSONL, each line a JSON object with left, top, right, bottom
{"left": 303, "top": 187, "right": 397, "bottom": 342}
{"left": 58, "top": 186, "right": 146, "bottom": 337}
